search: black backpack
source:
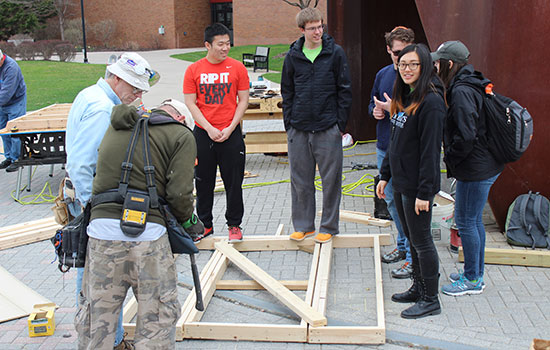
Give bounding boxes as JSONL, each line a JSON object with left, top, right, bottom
{"left": 505, "top": 192, "right": 550, "bottom": 249}
{"left": 462, "top": 80, "right": 533, "bottom": 163}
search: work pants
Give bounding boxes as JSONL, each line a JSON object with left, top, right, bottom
{"left": 194, "top": 125, "right": 245, "bottom": 228}
{"left": 76, "top": 234, "right": 180, "bottom": 350}
{"left": 0, "top": 96, "right": 26, "bottom": 162}
{"left": 393, "top": 191, "right": 439, "bottom": 291}
{"left": 287, "top": 125, "right": 342, "bottom": 234}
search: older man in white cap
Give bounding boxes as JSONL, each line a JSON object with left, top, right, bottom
{"left": 66, "top": 52, "right": 155, "bottom": 350}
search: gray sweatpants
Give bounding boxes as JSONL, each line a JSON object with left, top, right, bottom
{"left": 287, "top": 125, "right": 343, "bottom": 235}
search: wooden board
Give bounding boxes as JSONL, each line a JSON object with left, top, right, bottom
{"left": 0, "top": 104, "right": 71, "bottom": 134}
{"left": 214, "top": 241, "right": 327, "bottom": 327}
{"left": 216, "top": 279, "right": 308, "bottom": 290}
{"left": 184, "top": 322, "right": 306, "bottom": 342}
{"left": 308, "top": 234, "right": 385, "bottom": 344}
{"left": 328, "top": 210, "right": 392, "bottom": 228}
{"left": 194, "top": 234, "right": 392, "bottom": 251}
{"left": 458, "top": 247, "right": 550, "bottom": 268}
{"left": 244, "top": 131, "right": 287, "bottom": 154}
{"left": 0, "top": 217, "right": 61, "bottom": 251}
{"left": 0, "top": 265, "right": 56, "bottom": 323}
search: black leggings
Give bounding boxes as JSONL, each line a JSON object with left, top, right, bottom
{"left": 194, "top": 125, "right": 245, "bottom": 228}
{"left": 393, "top": 191, "right": 439, "bottom": 281}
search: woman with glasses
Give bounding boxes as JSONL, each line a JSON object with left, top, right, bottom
{"left": 376, "top": 43, "right": 446, "bottom": 319}
{"left": 431, "top": 41, "right": 504, "bottom": 296}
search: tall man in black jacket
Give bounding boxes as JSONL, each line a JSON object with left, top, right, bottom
{"left": 281, "top": 7, "right": 352, "bottom": 244}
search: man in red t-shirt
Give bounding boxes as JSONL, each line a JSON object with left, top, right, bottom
{"left": 184, "top": 23, "right": 249, "bottom": 242}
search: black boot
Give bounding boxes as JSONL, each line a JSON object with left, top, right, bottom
{"left": 391, "top": 266, "right": 422, "bottom": 303}
{"left": 401, "top": 277, "right": 441, "bottom": 319}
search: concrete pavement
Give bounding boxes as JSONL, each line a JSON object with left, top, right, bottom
{"left": 0, "top": 49, "right": 548, "bottom": 349}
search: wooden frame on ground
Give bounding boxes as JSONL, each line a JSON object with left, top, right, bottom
{"left": 123, "top": 231, "right": 390, "bottom": 344}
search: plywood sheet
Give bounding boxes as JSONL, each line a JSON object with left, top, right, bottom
{"left": 0, "top": 265, "right": 55, "bottom": 323}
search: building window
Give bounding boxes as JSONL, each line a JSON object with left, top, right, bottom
{"left": 211, "top": 2, "right": 233, "bottom": 30}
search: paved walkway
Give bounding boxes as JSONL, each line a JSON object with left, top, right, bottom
{"left": 0, "top": 50, "right": 547, "bottom": 349}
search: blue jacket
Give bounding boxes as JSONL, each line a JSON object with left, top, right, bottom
{"left": 368, "top": 64, "right": 396, "bottom": 151}
{"left": 65, "top": 78, "right": 121, "bottom": 205}
{"left": 0, "top": 55, "right": 26, "bottom": 107}
{"left": 281, "top": 33, "right": 352, "bottom": 132}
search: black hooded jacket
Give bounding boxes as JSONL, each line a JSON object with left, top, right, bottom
{"left": 380, "top": 78, "right": 446, "bottom": 200}
{"left": 444, "top": 65, "right": 504, "bottom": 181}
{"left": 281, "top": 33, "right": 352, "bottom": 132}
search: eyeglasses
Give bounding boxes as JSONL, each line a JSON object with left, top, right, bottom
{"left": 132, "top": 87, "right": 145, "bottom": 95}
{"left": 304, "top": 24, "right": 323, "bottom": 32}
{"left": 397, "top": 62, "right": 420, "bottom": 71}
{"left": 391, "top": 50, "right": 401, "bottom": 57}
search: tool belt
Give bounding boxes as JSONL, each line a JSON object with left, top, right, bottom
{"left": 52, "top": 110, "right": 197, "bottom": 273}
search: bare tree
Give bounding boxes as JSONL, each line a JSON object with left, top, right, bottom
{"left": 281, "top": 0, "right": 320, "bottom": 9}
{"left": 52, "top": 0, "right": 70, "bottom": 41}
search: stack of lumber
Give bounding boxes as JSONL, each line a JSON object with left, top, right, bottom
{"left": 0, "top": 103, "right": 71, "bottom": 134}
{"left": 0, "top": 217, "right": 61, "bottom": 251}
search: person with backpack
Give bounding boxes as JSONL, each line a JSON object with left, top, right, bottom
{"left": 376, "top": 43, "right": 445, "bottom": 319}
{"left": 432, "top": 40, "right": 505, "bottom": 296}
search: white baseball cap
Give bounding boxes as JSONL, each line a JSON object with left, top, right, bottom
{"left": 107, "top": 52, "right": 154, "bottom": 91}
{"left": 160, "top": 98, "right": 194, "bottom": 129}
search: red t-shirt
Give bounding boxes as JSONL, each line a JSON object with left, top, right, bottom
{"left": 183, "top": 57, "right": 249, "bottom": 130}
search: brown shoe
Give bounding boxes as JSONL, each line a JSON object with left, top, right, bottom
{"left": 289, "top": 231, "right": 315, "bottom": 241}
{"left": 314, "top": 233, "right": 333, "bottom": 243}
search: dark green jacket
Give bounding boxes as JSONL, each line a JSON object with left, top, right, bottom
{"left": 91, "top": 104, "right": 196, "bottom": 225}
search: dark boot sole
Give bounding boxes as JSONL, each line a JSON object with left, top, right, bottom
{"left": 401, "top": 307, "right": 441, "bottom": 319}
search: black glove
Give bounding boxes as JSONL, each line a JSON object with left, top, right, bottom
{"left": 182, "top": 214, "right": 204, "bottom": 241}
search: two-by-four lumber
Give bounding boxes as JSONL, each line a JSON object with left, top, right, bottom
{"left": 0, "top": 217, "right": 61, "bottom": 251}
{"left": 195, "top": 234, "right": 392, "bottom": 252}
{"left": 214, "top": 241, "right": 327, "bottom": 327}
{"left": 216, "top": 280, "right": 308, "bottom": 290}
{"left": 459, "top": 247, "right": 550, "bottom": 268}
{"left": 183, "top": 322, "right": 307, "bottom": 342}
{"left": 308, "top": 235, "right": 385, "bottom": 344}
{"left": 180, "top": 251, "right": 229, "bottom": 340}
{"left": 329, "top": 210, "right": 391, "bottom": 228}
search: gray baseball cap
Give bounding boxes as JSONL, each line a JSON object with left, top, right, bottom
{"left": 431, "top": 40, "right": 470, "bottom": 63}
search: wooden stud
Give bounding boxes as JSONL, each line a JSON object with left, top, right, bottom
{"left": 184, "top": 322, "right": 306, "bottom": 342}
{"left": 194, "top": 234, "right": 391, "bottom": 251}
{"left": 308, "top": 326, "right": 385, "bottom": 344}
{"left": 216, "top": 279, "right": 308, "bottom": 291}
{"left": 275, "top": 223, "right": 284, "bottom": 236}
{"left": 214, "top": 242, "right": 327, "bottom": 327}
{"left": 459, "top": 247, "right": 550, "bottom": 268}
{"left": 323, "top": 210, "right": 391, "bottom": 228}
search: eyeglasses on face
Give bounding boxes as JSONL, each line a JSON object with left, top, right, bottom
{"left": 391, "top": 50, "right": 401, "bottom": 57}
{"left": 398, "top": 62, "right": 420, "bottom": 71}
{"left": 304, "top": 24, "right": 323, "bottom": 32}
{"left": 132, "top": 87, "right": 145, "bottom": 95}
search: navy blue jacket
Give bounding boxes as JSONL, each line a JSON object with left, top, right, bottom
{"left": 444, "top": 65, "right": 504, "bottom": 181}
{"left": 380, "top": 79, "right": 446, "bottom": 200}
{"left": 368, "top": 64, "right": 396, "bottom": 151}
{"left": 0, "top": 55, "right": 26, "bottom": 107}
{"left": 281, "top": 34, "right": 352, "bottom": 132}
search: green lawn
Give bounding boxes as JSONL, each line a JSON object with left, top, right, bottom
{"left": 19, "top": 61, "right": 107, "bottom": 111}
{"left": 171, "top": 44, "right": 289, "bottom": 84}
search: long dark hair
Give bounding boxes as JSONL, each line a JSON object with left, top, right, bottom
{"left": 438, "top": 58, "right": 467, "bottom": 88}
{"left": 390, "top": 43, "right": 443, "bottom": 116}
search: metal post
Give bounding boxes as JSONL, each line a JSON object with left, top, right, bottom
{"left": 80, "top": 0, "right": 88, "bottom": 63}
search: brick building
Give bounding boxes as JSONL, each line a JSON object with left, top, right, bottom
{"left": 72, "top": 0, "right": 327, "bottom": 49}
